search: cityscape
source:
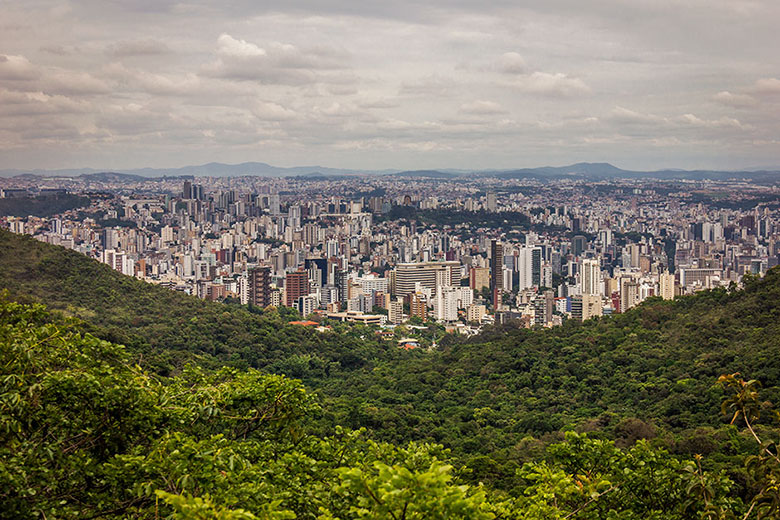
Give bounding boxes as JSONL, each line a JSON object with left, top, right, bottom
{"left": 2, "top": 169, "right": 777, "bottom": 340}
{"left": 4, "top": 0, "right": 780, "bottom": 517}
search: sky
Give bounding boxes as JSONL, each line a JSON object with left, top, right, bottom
{"left": 1, "top": 0, "right": 779, "bottom": 172}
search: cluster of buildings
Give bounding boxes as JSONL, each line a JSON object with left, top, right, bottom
{"left": 2, "top": 173, "right": 779, "bottom": 334}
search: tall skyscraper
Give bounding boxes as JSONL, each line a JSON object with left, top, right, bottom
{"left": 531, "top": 247, "right": 542, "bottom": 287}
{"left": 659, "top": 272, "right": 675, "bottom": 300}
{"left": 580, "top": 258, "right": 601, "bottom": 296}
{"left": 486, "top": 191, "right": 497, "bottom": 212}
{"left": 248, "top": 266, "right": 271, "bottom": 307}
{"left": 517, "top": 246, "right": 542, "bottom": 289}
{"left": 305, "top": 258, "right": 328, "bottom": 287}
{"left": 572, "top": 235, "right": 587, "bottom": 257}
{"left": 490, "top": 240, "right": 503, "bottom": 292}
{"left": 285, "top": 270, "right": 310, "bottom": 307}
{"left": 469, "top": 266, "right": 490, "bottom": 292}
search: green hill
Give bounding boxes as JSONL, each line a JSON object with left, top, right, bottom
{"left": 0, "top": 297, "right": 770, "bottom": 519}
{"left": 0, "top": 229, "right": 399, "bottom": 375}
{"left": 2, "top": 228, "right": 780, "bottom": 490}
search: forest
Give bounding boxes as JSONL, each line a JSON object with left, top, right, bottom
{"left": 1, "top": 229, "right": 780, "bottom": 517}
{"left": 0, "top": 193, "right": 91, "bottom": 218}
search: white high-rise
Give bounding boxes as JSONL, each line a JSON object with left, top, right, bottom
{"left": 659, "top": 272, "right": 675, "bottom": 300}
{"left": 433, "top": 286, "right": 459, "bottom": 322}
{"left": 517, "top": 247, "right": 533, "bottom": 290}
{"left": 580, "top": 259, "right": 602, "bottom": 296}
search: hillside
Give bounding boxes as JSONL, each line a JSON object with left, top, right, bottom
{"left": 0, "top": 229, "right": 399, "bottom": 375}
{"left": 0, "top": 193, "right": 91, "bottom": 217}
{"left": 1, "top": 229, "right": 780, "bottom": 489}
{"left": 3, "top": 297, "right": 765, "bottom": 519}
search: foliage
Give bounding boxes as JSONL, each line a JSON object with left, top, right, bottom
{"left": 0, "top": 229, "right": 400, "bottom": 376}
{"left": 4, "top": 230, "right": 780, "bottom": 515}
{"left": 1, "top": 298, "right": 767, "bottom": 519}
{"left": 0, "top": 299, "right": 504, "bottom": 519}
{"left": 0, "top": 194, "right": 91, "bottom": 217}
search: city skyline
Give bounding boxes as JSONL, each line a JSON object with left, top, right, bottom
{"left": 2, "top": 1, "right": 780, "bottom": 172}
{"left": 3, "top": 171, "right": 776, "bottom": 330}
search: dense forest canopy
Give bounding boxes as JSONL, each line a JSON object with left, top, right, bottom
{"left": 2, "top": 298, "right": 779, "bottom": 518}
{"left": 0, "top": 193, "right": 91, "bottom": 218}
{"left": 2, "top": 229, "right": 780, "bottom": 517}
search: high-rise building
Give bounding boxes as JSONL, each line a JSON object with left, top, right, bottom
{"left": 302, "top": 223, "right": 319, "bottom": 246}
{"left": 388, "top": 299, "right": 404, "bottom": 324}
{"left": 393, "top": 261, "right": 459, "bottom": 297}
{"left": 517, "top": 246, "right": 543, "bottom": 289}
{"left": 433, "top": 286, "right": 459, "bottom": 322}
{"left": 469, "top": 266, "right": 490, "bottom": 292}
{"left": 502, "top": 266, "right": 513, "bottom": 293}
{"left": 248, "top": 266, "right": 271, "bottom": 307}
{"left": 285, "top": 270, "right": 310, "bottom": 307}
{"left": 580, "top": 259, "right": 601, "bottom": 296}
{"left": 532, "top": 290, "right": 555, "bottom": 326}
{"left": 660, "top": 272, "right": 675, "bottom": 300}
{"left": 305, "top": 258, "right": 328, "bottom": 287}
{"left": 572, "top": 293, "right": 602, "bottom": 321}
{"left": 486, "top": 191, "right": 497, "bottom": 212}
{"left": 297, "top": 295, "right": 317, "bottom": 317}
{"left": 620, "top": 279, "right": 639, "bottom": 312}
{"left": 102, "top": 228, "right": 119, "bottom": 250}
{"left": 490, "top": 240, "right": 503, "bottom": 292}
{"left": 572, "top": 235, "right": 587, "bottom": 257}
{"left": 531, "top": 247, "right": 542, "bottom": 287}
{"left": 467, "top": 304, "right": 487, "bottom": 323}
{"left": 409, "top": 292, "right": 428, "bottom": 320}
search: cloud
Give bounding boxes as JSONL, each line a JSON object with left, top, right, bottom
{"left": 0, "top": 54, "right": 109, "bottom": 96}
{"left": 103, "top": 63, "right": 202, "bottom": 96}
{"left": 676, "top": 113, "right": 749, "bottom": 130}
{"left": 713, "top": 91, "right": 757, "bottom": 108}
{"left": 2, "top": 2, "right": 780, "bottom": 169}
{"left": 0, "top": 54, "right": 40, "bottom": 81}
{"left": 400, "top": 75, "right": 454, "bottom": 96}
{"left": 514, "top": 72, "right": 591, "bottom": 97}
{"left": 217, "top": 34, "right": 266, "bottom": 57}
{"left": 357, "top": 98, "right": 400, "bottom": 109}
{"left": 46, "top": 71, "right": 111, "bottom": 96}
{"left": 0, "top": 89, "right": 87, "bottom": 117}
{"left": 110, "top": 39, "right": 171, "bottom": 57}
{"left": 460, "top": 100, "right": 506, "bottom": 115}
{"left": 40, "top": 44, "right": 71, "bottom": 56}
{"left": 608, "top": 106, "right": 750, "bottom": 132}
{"left": 497, "top": 52, "right": 527, "bottom": 74}
{"left": 203, "top": 35, "right": 349, "bottom": 85}
{"left": 610, "top": 106, "right": 665, "bottom": 124}
{"left": 252, "top": 101, "right": 297, "bottom": 121}
{"left": 752, "top": 77, "right": 780, "bottom": 95}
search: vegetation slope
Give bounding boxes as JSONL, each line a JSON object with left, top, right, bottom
{"left": 1, "top": 229, "right": 779, "bottom": 492}
{"left": 3, "top": 298, "right": 777, "bottom": 519}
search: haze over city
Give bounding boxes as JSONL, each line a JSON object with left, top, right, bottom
{"left": 2, "top": 0, "right": 780, "bottom": 172}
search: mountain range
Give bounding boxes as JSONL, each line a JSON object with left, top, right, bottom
{"left": 2, "top": 161, "right": 779, "bottom": 181}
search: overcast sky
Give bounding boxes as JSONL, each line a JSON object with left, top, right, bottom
{"left": 1, "top": 0, "right": 779, "bottom": 172}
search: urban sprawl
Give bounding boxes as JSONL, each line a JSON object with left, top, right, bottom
{"left": 2, "top": 174, "right": 778, "bottom": 340}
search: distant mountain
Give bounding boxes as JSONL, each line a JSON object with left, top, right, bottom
{"left": 482, "top": 162, "right": 780, "bottom": 182}
{"left": 1, "top": 161, "right": 778, "bottom": 181}
{"left": 80, "top": 172, "right": 149, "bottom": 183}
{"left": 124, "top": 162, "right": 364, "bottom": 178}
{"left": 0, "top": 162, "right": 391, "bottom": 179}
{"left": 391, "top": 170, "right": 458, "bottom": 179}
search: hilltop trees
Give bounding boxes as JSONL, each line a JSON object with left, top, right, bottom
{"left": 4, "top": 298, "right": 778, "bottom": 519}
